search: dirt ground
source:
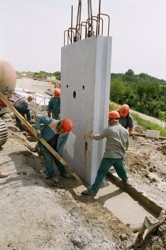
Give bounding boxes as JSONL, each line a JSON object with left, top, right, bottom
{"left": 125, "top": 129, "right": 166, "bottom": 211}
{"left": 0, "top": 78, "right": 166, "bottom": 250}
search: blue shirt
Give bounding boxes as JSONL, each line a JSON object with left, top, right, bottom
{"left": 35, "top": 115, "right": 68, "bottom": 156}
{"left": 119, "top": 114, "right": 134, "bottom": 129}
{"left": 47, "top": 97, "right": 60, "bottom": 119}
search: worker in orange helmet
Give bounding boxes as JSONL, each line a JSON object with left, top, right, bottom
{"left": 35, "top": 115, "right": 73, "bottom": 184}
{"left": 118, "top": 104, "right": 134, "bottom": 135}
{"left": 82, "top": 111, "right": 129, "bottom": 196}
{"left": 47, "top": 88, "right": 61, "bottom": 119}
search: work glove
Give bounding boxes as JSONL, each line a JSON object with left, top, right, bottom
{"left": 48, "top": 112, "right": 51, "bottom": 118}
{"left": 36, "top": 130, "right": 42, "bottom": 138}
{"left": 89, "top": 133, "right": 94, "bottom": 139}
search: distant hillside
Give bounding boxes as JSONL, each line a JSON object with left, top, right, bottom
{"left": 110, "top": 69, "right": 166, "bottom": 121}
{"left": 16, "top": 71, "right": 61, "bottom": 81}
{"left": 111, "top": 69, "right": 166, "bottom": 85}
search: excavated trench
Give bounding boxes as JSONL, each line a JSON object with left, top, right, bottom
{"left": 103, "top": 173, "right": 161, "bottom": 229}
{"left": 74, "top": 171, "right": 162, "bottom": 234}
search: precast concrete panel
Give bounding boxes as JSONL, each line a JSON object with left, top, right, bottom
{"left": 61, "top": 36, "right": 112, "bottom": 184}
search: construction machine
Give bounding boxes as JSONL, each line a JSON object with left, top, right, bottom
{"left": 0, "top": 60, "right": 16, "bottom": 146}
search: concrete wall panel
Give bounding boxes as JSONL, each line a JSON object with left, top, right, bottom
{"left": 61, "top": 36, "right": 112, "bottom": 184}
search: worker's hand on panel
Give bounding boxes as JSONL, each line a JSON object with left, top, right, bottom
{"left": 89, "top": 133, "right": 94, "bottom": 139}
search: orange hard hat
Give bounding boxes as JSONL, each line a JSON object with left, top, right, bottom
{"left": 62, "top": 118, "right": 73, "bottom": 132}
{"left": 119, "top": 104, "right": 129, "bottom": 117}
{"left": 54, "top": 88, "right": 61, "bottom": 98}
{"left": 108, "top": 111, "right": 120, "bottom": 119}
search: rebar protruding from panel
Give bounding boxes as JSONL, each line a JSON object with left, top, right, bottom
{"left": 97, "top": 0, "right": 101, "bottom": 35}
{"left": 86, "top": 16, "right": 103, "bottom": 37}
{"left": 71, "top": 5, "right": 73, "bottom": 43}
{"left": 75, "top": 0, "right": 82, "bottom": 42}
{"left": 64, "top": 0, "right": 110, "bottom": 45}
{"left": 87, "top": 0, "right": 93, "bottom": 37}
{"left": 64, "top": 29, "right": 75, "bottom": 46}
{"left": 97, "top": 13, "right": 110, "bottom": 36}
{"left": 80, "top": 21, "right": 87, "bottom": 40}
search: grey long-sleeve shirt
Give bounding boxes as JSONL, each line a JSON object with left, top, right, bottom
{"left": 14, "top": 97, "right": 29, "bottom": 109}
{"left": 93, "top": 123, "right": 129, "bottom": 159}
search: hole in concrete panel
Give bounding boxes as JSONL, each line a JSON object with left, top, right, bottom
{"left": 73, "top": 91, "right": 76, "bottom": 99}
{"left": 82, "top": 85, "right": 85, "bottom": 90}
{"left": 85, "top": 141, "right": 88, "bottom": 151}
{"left": 66, "top": 85, "right": 68, "bottom": 88}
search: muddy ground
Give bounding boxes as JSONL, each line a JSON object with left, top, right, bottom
{"left": 0, "top": 78, "right": 166, "bottom": 250}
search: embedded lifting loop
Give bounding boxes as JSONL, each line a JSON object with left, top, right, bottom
{"left": 75, "top": 0, "right": 82, "bottom": 42}
{"left": 87, "top": 0, "right": 93, "bottom": 37}
{"left": 64, "top": 0, "right": 111, "bottom": 46}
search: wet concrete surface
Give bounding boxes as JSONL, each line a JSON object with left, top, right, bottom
{"left": 95, "top": 180, "right": 156, "bottom": 228}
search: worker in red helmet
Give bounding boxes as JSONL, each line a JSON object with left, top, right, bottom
{"left": 35, "top": 115, "right": 73, "bottom": 184}
{"left": 82, "top": 111, "right": 129, "bottom": 196}
{"left": 47, "top": 88, "right": 61, "bottom": 119}
{"left": 117, "top": 104, "right": 134, "bottom": 135}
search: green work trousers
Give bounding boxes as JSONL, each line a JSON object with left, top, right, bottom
{"left": 15, "top": 107, "right": 31, "bottom": 130}
{"left": 89, "top": 157, "right": 128, "bottom": 195}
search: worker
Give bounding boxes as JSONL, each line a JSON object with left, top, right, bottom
{"left": 118, "top": 104, "right": 134, "bottom": 135}
{"left": 13, "top": 95, "right": 33, "bottom": 131}
{"left": 82, "top": 111, "right": 129, "bottom": 196}
{"left": 35, "top": 115, "right": 73, "bottom": 184}
{"left": 0, "top": 172, "right": 8, "bottom": 178}
{"left": 48, "top": 88, "right": 61, "bottom": 119}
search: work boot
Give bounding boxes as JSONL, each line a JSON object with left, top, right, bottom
{"left": 51, "top": 176, "right": 59, "bottom": 184}
{"left": 0, "top": 172, "right": 8, "bottom": 178}
{"left": 122, "top": 179, "right": 131, "bottom": 186}
{"left": 60, "top": 172, "right": 71, "bottom": 178}
{"left": 81, "top": 189, "right": 96, "bottom": 196}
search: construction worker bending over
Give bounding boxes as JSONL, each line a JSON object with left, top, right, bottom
{"left": 118, "top": 104, "right": 134, "bottom": 135}
{"left": 48, "top": 88, "right": 60, "bottom": 119}
{"left": 82, "top": 111, "right": 129, "bottom": 196}
{"left": 35, "top": 115, "right": 73, "bottom": 184}
{"left": 13, "top": 95, "right": 33, "bottom": 131}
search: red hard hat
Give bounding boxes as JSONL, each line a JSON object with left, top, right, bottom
{"left": 62, "top": 118, "right": 73, "bottom": 132}
{"left": 108, "top": 111, "right": 120, "bottom": 119}
{"left": 54, "top": 88, "right": 61, "bottom": 98}
{"left": 119, "top": 104, "right": 129, "bottom": 117}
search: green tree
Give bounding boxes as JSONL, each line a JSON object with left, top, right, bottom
{"left": 53, "top": 71, "right": 61, "bottom": 80}
{"left": 123, "top": 69, "right": 135, "bottom": 82}
{"left": 110, "top": 79, "right": 125, "bottom": 103}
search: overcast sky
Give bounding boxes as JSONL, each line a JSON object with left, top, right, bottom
{"left": 1, "top": 0, "right": 166, "bottom": 80}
